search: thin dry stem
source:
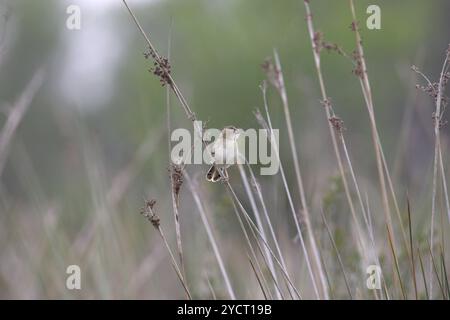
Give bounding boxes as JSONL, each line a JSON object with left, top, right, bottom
{"left": 247, "top": 254, "right": 269, "bottom": 300}
{"left": 183, "top": 172, "right": 236, "bottom": 299}
{"left": 406, "top": 196, "right": 418, "bottom": 299}
{"left": 244, "top": 162, "right": 296, "bottom": 298}
{"left": 140, "top": 200, "right": 192, "bottom": 299}
{"left": 238, "top": 164, "right": 282, "bottom": 299}
{"left": 348, "top": 0, "right": 405, "bottom": 254}
{"left": 165, "top": 24, "right": 185, "bottom": 279}
{"left": 429, "top": 54, "right": 449, "bottom": 297}
{"left": 304, "top": 1, "right": 376, "bottom": 290}
{"left": 225, "top": 180, "right": 302, "bottom": 299}
{"left": 271, "top": 50, "right": 329, "bottom": 299}
{"left": 230, "top": 199, "right": 274, "bottom": 299}
{"left": 386, "top": 224, "right": 406, "bottom": 299}
{"left": 122, "top": 0, "right": 203, "bottom": 141}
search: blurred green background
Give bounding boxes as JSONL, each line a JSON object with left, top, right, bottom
{"left": 1, "top": 0, "right": 449, "bottom": 299}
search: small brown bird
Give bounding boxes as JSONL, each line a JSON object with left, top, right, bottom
{"left": 206, "top": 126, "right": 242, "bottom": 182}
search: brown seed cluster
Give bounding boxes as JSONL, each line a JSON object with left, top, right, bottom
{"left": 412, "top": 64, "right": 449, "bottom": 107}
{"left": 351, "top": 50, "right": 364, "bottom": 78}
{"left": 312, "top": 31, "right": 323, "bottom": 54}
{"left": 412, "top": 44, "right": 450, "bottom": 128}
{"left": 415, "top": 81, "right": 448, "bottom": 108}
{"left": 140, "top": 199, "right": 160, "bottom": 228}
{"left": 261, "top": 58, "right": 282, "bottom": 92}
{"left": 329, "top": 116, "right": 345, "bottom": 133}
{"left": 169, "top": 163, "right": 184, "bottom": 199}
{"left": 144, "top": 46, "right": 172, "bottom": 86}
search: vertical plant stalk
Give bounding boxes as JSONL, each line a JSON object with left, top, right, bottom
{"left": 340, "top": 132, "right": 389, "bottom": 295}
{"left": 303, "top": 6, "right": 388, "bottom": 291}
{"left": 165, "top": 22, "right": 186, "bottom": 279}
{"left": 303, "top": 3, "right": 386, "bottom": 295}
{"left": 257, "top": 85, "right": 320, "bottom": 299}
{"left": 439, "top": 249, "right": 450, "bottom": 298}
{"left": 348, "top": 0, "right": 404, "bottom": 250}
{"left": 338, "top": 133, "right": 367, "bottom": 226}
{"left": 122, "top": 0, "right": 252, "bottom": 299}
{"left": 123, "top": 0, "right": 285, "bottom": 300}
{"left": 406, "top": 196, "right": 418, "bottom": 299}
{"left": 244, "top": 162, "right": 297, "bottom": 298}
{"left": 247, "top": 254, "right": 269, "bottom": 300}
{"left": 268, "top": 50, "right": 329, "bottom": 299}
{"left": 303, "top": 2, "right": 357, "bottom": 229}
{"left": 157, "top": 225, "right": 191, "bottom": 299}
{"left": 238, "top": 165, "right": 283, "bottom": 299}
{"left": 427, "top": 240, "right": 446, "bottom": 298}
{"left": 122, "top": 0, "right": 203, "bottom": 141}
{"left": 429, "top": 53, "right": 449, "bottom": 297}
{"left": 417, "top": 247, "right": 430, "bottom": 299}
{"left": 363, "top": 194, "right": 389, "bottom": 299}
{"left": 184, "top": 172, "right": 236, "bottom": 299}
{"left": 338, "top": 133, "right": 378, "bottom": 262}
{"left": 438, "top": 147, "right": 450, "bottom": 224}
{"left": 205, "top": 273, "right": 218, "bottom": 300}
{"left": 413, "top": 50, "right": 449, "bottom": 297}
{"left": 303, "top": 1, "right": 368, "bottom": 293}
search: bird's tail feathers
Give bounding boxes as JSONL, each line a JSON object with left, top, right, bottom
{"left": 206, "top": 165, "right": 222, "bottom": 182}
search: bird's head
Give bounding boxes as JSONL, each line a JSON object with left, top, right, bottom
{"left": 222, "top": 125, "right": 242, "bottom": 141}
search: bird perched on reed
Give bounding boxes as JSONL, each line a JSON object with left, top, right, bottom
{"left": 206, "top": 126, "right": 242, "bottom": 182}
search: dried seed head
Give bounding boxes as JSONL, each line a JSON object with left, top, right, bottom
{"left": 144, "top": 45, "right": 172, "bottom": 86}
{"left": 140, "top": 199, "right": 160, "bottom": 228}
{"left": 261, "top": 57, "right": 282, "bottom": 92}
{"left": 351, "top": 50, "right": 364, "bottom": 78}
{"left": 313, "top": 31, "right": 324, "bottom": 54}
{"left": 413, "top": 46, "right": 450, "bottom": 114}
{"left": 329, "top": 116, "right": 345, "bottom": 133}
{"left": 169, "top": 163, "right": 184, "bottom": 199}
